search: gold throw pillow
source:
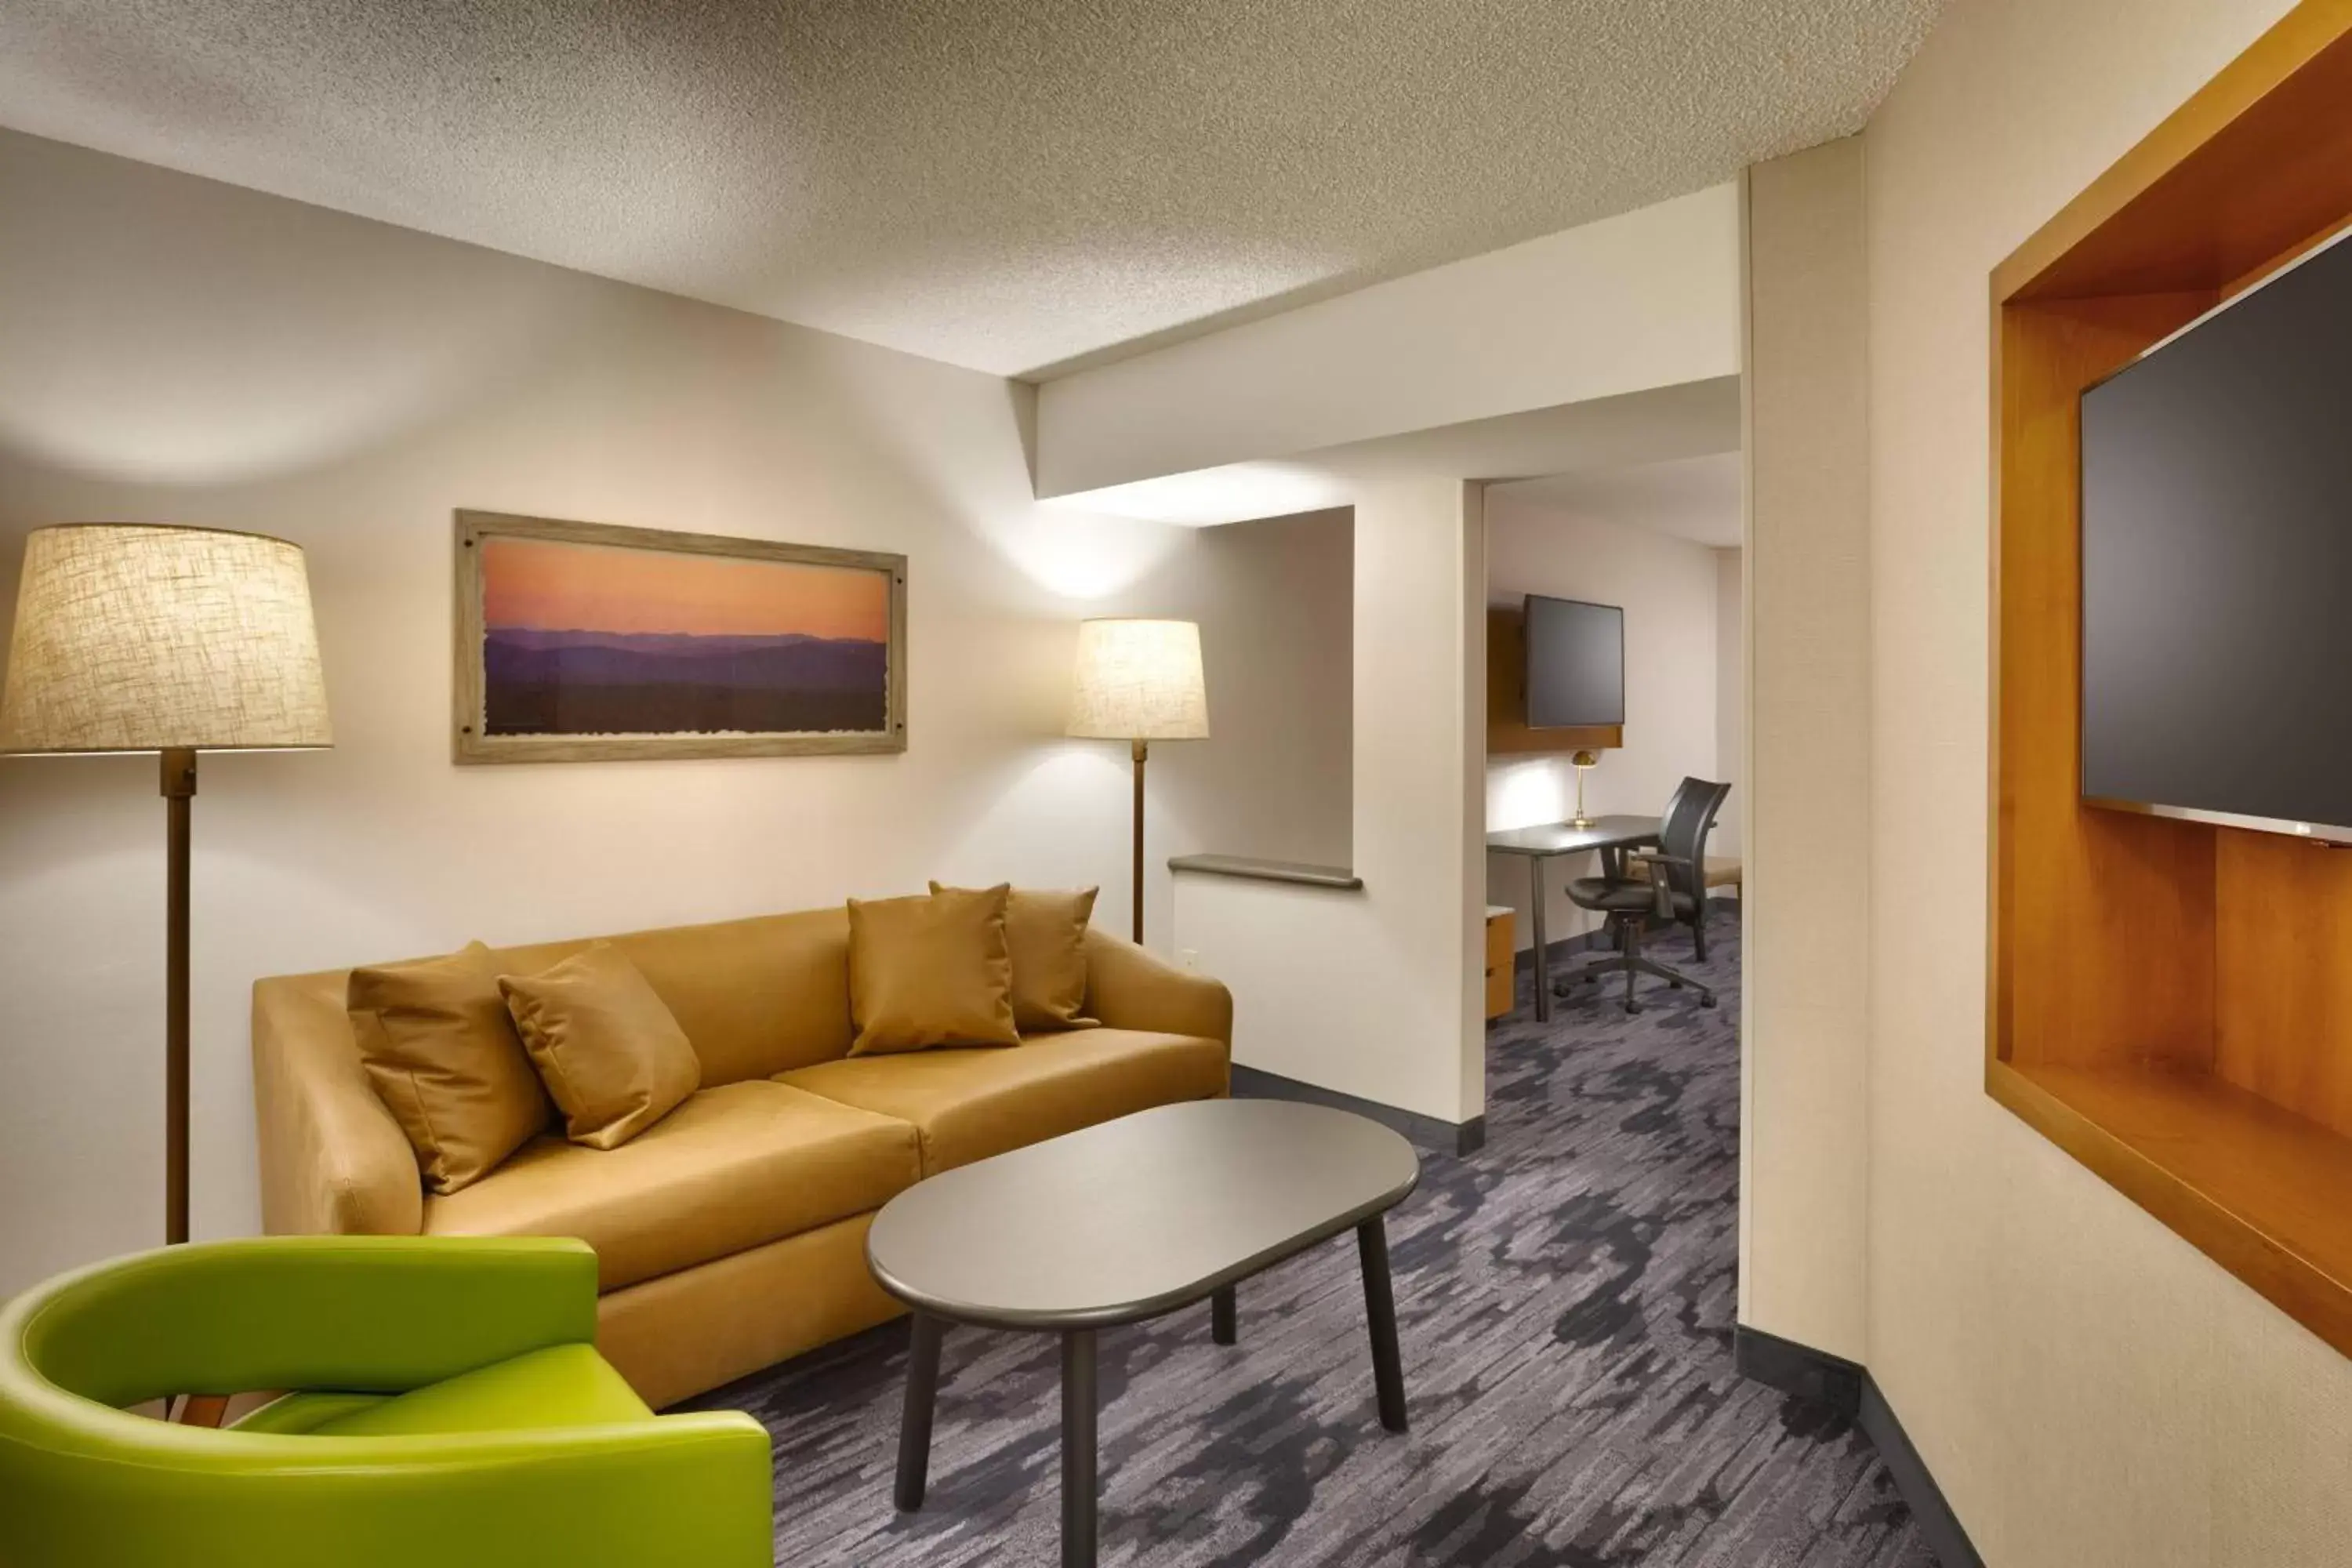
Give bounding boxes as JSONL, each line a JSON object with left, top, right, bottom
{"left": 348, "top": 942, "right": 553, "bottom": 1194}
{"left": 848, "top": 885, "right": 1020, "bottom": 1055}
{"left": 499, "top": 943, "right": 702, "bottom": 1150}
{"left": 931, "top": 882, "right": 1100, "bottom": 1034}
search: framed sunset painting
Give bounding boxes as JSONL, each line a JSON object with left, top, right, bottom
{"left": 452, "top": 510, "right": 906, "bottom": 763}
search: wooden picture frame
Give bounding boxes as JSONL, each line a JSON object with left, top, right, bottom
{"left": 452, "top": 510, "right": 907, "bottom": 764}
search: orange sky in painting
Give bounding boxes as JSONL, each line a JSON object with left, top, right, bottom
{"left": 481, "top": 537, "right": 888, "bottom": 641}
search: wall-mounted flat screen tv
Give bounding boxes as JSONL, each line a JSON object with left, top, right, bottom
{"left": 2080, "top": 226, "right": 2352, "bottom": 841}
{"left": 1524, "top": 594, "right": 1624, "bottom": 728}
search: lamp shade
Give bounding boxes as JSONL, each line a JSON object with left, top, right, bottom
{"left": 0, "top": 524, "right": 332, "bottom": 753}
{"left": 1066, "top": 618, "right": 1208, "bottom": 741}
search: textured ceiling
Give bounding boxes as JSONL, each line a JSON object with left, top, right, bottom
{"left": 0, "top": 1, "right": 1940, "bottom": 377}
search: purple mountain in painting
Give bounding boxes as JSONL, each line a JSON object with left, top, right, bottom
{"left": 481, "top": 628, "right": 887, "bottom": 736}
{"left": 485, "top": 629, "right": 883, "bottom": 689}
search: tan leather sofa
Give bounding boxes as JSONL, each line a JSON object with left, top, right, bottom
{"left": 252, "top": 906, "right": 1232, "bottom": 1408}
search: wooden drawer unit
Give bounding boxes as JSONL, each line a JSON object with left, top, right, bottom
{"left": 1483, "top": 906, "right": 1515, "bottom": 1020}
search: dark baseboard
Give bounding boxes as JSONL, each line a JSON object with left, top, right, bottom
{"left": 1733, "top": 1326, "right": 1984, "bottom": 1568}
{"left": 1230, "top": 1064, "right": 1486, "bottom": 1156}
{"left": 1734, "top": 1323, "right": 1864, "bottom": 1413}
{"left": 1858, "top": 1377, "right": 1984, "bottom": 1568}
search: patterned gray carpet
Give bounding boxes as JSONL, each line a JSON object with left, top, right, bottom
{"left": 692, "top": 918, "right": 1935, "bottom": 1567}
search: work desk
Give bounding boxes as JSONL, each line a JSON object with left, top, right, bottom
{"left": 1484, "top": 815, "right": 1661, "bottom": 1022}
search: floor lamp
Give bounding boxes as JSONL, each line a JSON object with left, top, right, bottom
{"left": 1066, "top": 619, "right": 1208, "bottom": 944}
{"left": 0, "top": 524, "right": 332, "bottom": 1249}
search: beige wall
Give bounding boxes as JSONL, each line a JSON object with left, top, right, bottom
{"left": 1859, "top": 3, "right": 2352, "bottom": 1563}
{"left": 0, "top": 130, "right": 1347, "bottom": 1292}
{"left": 1483, "top": 490, "right": 1728, "bottom": 949}
{"left": 1172, "top": 477, "right": 1486, "bottom": 1126}
{"left": 1145, "top": 509, "right": 1353, "bottom": 882}
{"left": 1035, "top": 185, "right": 1742, "bottom": 497}
{"left": 1740, "top": 136, "right": 1872, "bottom": 1363}
{"left": 1712, "top": 546, "right": 1743, "bottom": 857}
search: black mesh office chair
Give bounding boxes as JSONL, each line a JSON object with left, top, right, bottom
{"left": 1559, "top": 775, "right": 1731, "bottom": 1014}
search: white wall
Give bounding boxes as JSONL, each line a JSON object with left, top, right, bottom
{"left": 1859, "top": 4, "right": 2352, "bottom": 1564}
{"left": 1173, "top": 477, "right": 1484, "bottom": 1127}
{"left": 1482, "top": 487, "right": 1729, "bottom": 950}
{"left": 1035, "top": 186, "right": 1743, "bottom": 497}
{"left": 0, "top": 131, "right": 1345, "bottom": 1293}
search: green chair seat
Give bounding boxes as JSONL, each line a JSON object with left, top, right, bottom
{"left": 238, "top": 1342, "right": 655, "bottom": 1439}
{"left": 230, "top": 1388, "right": 390, "bottom": 1435}
{"left": 0, "top": 1235, "right": 772, "bottom": 1567}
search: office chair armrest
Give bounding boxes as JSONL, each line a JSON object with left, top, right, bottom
{"left": 1627, "top": 851, "right": 1690, "bottom": 919}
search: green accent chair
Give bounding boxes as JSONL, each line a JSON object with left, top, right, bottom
{"left": 0, "top": 1235, "right": 773, "bottom": 1566}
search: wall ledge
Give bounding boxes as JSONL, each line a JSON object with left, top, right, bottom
{"left": 1168, "top": 853, "right": 1363, "bottom": 891}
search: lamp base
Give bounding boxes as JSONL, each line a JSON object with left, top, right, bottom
{"left": 1568, "top": 815, "right": 1596, "bottom": 829}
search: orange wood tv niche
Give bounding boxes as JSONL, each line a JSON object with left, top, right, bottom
{"left": 1987, "top": 0, "right": 2352, "bottom": 1357}
{"left": 1486, "top": 604, "right": 1621, "bottom": 757}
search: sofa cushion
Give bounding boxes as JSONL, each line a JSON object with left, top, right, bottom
{"left": 423, "top": 1080, "right": 920, "bottom": 1290}
{"left": 499, "top": 943, "right": 701, "bottom": 1150}
{"left": 347, "top": 942, "right": 554, "bottom": 1195}
{"left": 931, "top": 882, "right": 1100, "bottom": 1033}
{"left": 846, "top": 886, "right": 1020, "bottom": 1055}
{"left": 490, "top": 908, "right": 856, "bottom": 1087}
{"left": 779, "top": 1028, "right": 1228, "bottom": 1174}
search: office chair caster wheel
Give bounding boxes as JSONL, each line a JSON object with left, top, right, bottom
{"left": 1700, "top": 993, "right": 1718, "bottom": 1009}
{"left": 1623, "top": 1001, "right": 1642, "bottom": 1016}
{"left": 1668, "top": 978, "right": 1682, "bottom": 989}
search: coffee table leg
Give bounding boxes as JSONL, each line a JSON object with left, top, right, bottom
{"left": 1356, "top": 1217, "right": 1408, "bottom": 1433}
{"left": 1062, "top": 1328, "right": 1098, "bottom": 1568}
{"left": 895, "top": 1311, "right": 942, "bottom": 1512}
{"left": 1211, "top": 1284, "right": 1237, "bottom": 1345}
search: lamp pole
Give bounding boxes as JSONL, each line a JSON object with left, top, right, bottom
{"left": 1131, "top": 739, "right": 1147, "bottom": 942}
{"left": 162, "top": 746, "right": 196, "bottom": 1247}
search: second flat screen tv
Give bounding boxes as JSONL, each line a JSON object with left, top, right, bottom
{"left": 2080, "top": 226, "right": 2352, "bottom": 839}
{"left": 1524, "top": 594, "right": 1624, "bottom": 728}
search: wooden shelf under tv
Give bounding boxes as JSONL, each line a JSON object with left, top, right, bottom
{"left": 1989, "top": 1059, "right": 2352, "bottom": 1352}
{"left": 1486, "top": 605, "right": 1622, "bottom": 756}
{"left": 1989, "top": 1, "right": 2352, "bottom": 1358}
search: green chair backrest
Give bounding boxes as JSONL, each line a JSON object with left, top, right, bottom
{"left": 0, "top": 1236, "right": 772, "bottom": 1568}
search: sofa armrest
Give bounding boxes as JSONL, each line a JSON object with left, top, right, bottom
{"left": 253, "top": 974, "right": 423, "bottom": 1238}
{"left": 1082, "top": 929, "right": 1233, "bottom": 1045}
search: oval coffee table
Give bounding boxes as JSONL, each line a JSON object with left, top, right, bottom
{"left": 866, "top": 1097, "right": 1421, "bottom": 1568}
